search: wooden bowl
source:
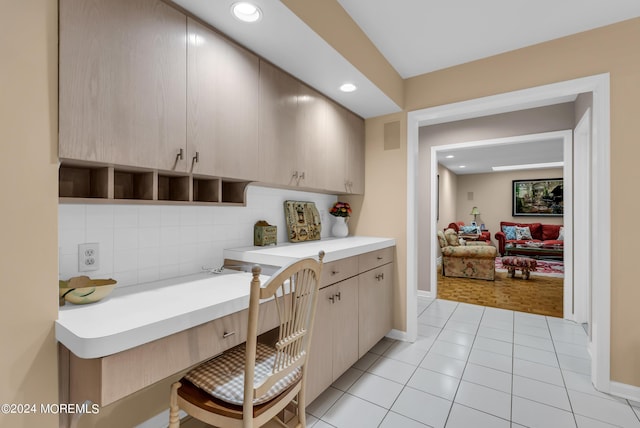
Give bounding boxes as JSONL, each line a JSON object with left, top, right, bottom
{"left": 59, "top": 276, "right": 117, "bottom": 305}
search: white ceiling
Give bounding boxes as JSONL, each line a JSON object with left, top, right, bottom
{"left": 436, "top": 137, "right": 565, "bottom": 175}
{"left": 170, "top": 0, "right": 638, "bottom": 173}
{"left": 171, "top": 0, "right": 640, "bottom": 118}
{"left": 337, "top": 0, "right": 640, "bottom": 78}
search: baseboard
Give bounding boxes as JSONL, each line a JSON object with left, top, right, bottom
{"left": 609, "top": 381, "right": 640, "bottom": 403}
{"left": 386, "top": 328, "right": 411, "bottom": 341}
{"left": 136, "top": 409, "right": 187, "bottom": 428}
{"left": 417, "top": 289, "right": 433, "bottom": 299}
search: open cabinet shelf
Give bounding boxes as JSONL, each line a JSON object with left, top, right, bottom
{"left": 59, "top": 163, "right": 249, "bottom": 205}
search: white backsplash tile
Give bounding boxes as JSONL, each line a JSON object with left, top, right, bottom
{"left": 58, "top": 185, "right": 337, "bottom": 287}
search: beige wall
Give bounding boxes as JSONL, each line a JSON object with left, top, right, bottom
{"left": 454, "top": 168, "right": 564, "bottom": 245}
{"left": 359, "top": 18, "right": 640, "bottom": 385}
{"left": 0, "top": 1, "right": 59, "bottom": 427}
{"left": 344, "top": 113, "right": 407, "bottom": 331}
{"left": 437, "top": 165, "right": 458, "bottom": 232}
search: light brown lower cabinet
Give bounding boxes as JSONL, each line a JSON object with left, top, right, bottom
{"left": 306, "top": 277, "right": 359, "bottom": 403}
{"left": 358, "top": 262, "right": 394, "bottom": 358}
{"left": 305, "top": 248, "right": 395, "bottom": 404}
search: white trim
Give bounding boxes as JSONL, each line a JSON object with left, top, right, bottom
{"left": 417, "top": 289, "right": 434, "bottom": 299}
{"left": 386, "top": 328, "right": 413, "bottom": 341}
{"left": 562, "top": 130, "right": 574, "bottom": 321}
{"left": 405, "top": 112, "right": 419, "bottom": 343}
{"left": 609, "top": 381, "right": 640, "bottom": 403}
{"left": 136, "top": 409, "right": 187, "bottom": 428}
{"left": 428, "top": 131, "right": 574, "bottom": 319}
{"left": 407, "top": 73, "right": 611, "bottom": 393}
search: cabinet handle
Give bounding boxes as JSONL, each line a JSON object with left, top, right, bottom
{"left": 336, "top": 291, "right": 341, "bottom": 301}
{"left": 377, "top": 256, "right": 384, "bottom": 260}
{"left": 376, "top": 273, "right": 384, "bottom": 281}
{"left": 192, "top": 151, "right": 200, "bottom": 164}
{"left": 292, "top": 171, "right": 306, "bottom": 185}
{"left": 176, "top": 148, "right": 184, "bottom": 161}
{"left": 329, "top": 295, "right": 335, "bottom": 303}
{"left": 331, "top": 270, "right": 340, "bottom": 276}
{"left": 222, "top": 331, "right": 235, "bottom": 339}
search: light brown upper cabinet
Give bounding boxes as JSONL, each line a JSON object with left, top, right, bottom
{"left": 258, "top": 61, "right": 300, "bottom": 187}
{"left": 344, "top": 109, "right": 365, "bottom": 194}
{"left": 187, "top": 18, "right": 260, "bottom": 181}
{"left": 259, "top": 60, "right": 365, "bottom": 194}
{"left": 59, "top": 0, "right": 188, "bottom": 172}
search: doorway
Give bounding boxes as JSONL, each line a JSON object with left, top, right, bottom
{"left": 405, "top": 74, "right": 611, "bottom": 392}
{"left": 430, "top": 130, "right": 573, "bottom": 317}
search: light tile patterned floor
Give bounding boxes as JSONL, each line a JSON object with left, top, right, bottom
{"left": 305, "top": 297, "right": 640, "bottom": 428}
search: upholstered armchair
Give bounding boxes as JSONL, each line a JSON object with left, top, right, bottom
{"left": 438, "top": 229, "right": 497, "bottom": 280}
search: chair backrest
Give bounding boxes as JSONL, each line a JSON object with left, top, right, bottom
{"left": 243, "top": 251, "right": 324, "bottom": 414}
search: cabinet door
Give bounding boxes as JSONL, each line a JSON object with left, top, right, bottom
{"left": 187, "top": 18, "right": 259, "bottom": 180}
{"left": 258, "top": 61, "right": 299, "bottom": 186}
{"left": 306, "top": 285, "right": 335, "bottom": 403}
{"left": 358, "top": 263, "right": 393, "bottom": 357}
{"left": 297, "top": 85, "right": 327, "bottom": 190}
{"left": 332, "top": 277, "right": 359, "bottom": 379}
{"left": 319, "top": 101, "right": 349, "bottom": 193}
{"left": 59, "top": 0, "right": 187, "bottom": 171}
{"left": 344, "top": 111, "right": 365, "bottom": 194}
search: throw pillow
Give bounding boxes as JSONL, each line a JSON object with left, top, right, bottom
{"left": 444, "top": 228, "right": 460, "bottom": 246}
{"left": 558, "top": 226, "right": 565, "bottom": 241}
{"left": 461, "top": 225, "right": 479, "bottom": 234}
{"left": 515, "top": 226, "right": 532, "bottom": 240}
{"left": 502, "top": 225, "right": 516, "bottom": 240}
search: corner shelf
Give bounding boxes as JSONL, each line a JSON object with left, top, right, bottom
{"left": 59, "top": 162, "right": 248, "bottom": 206}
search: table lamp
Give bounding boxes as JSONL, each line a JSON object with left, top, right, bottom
{"left": 470, "top": 206, "right": 480, "bottom": 225}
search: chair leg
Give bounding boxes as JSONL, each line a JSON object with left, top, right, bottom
{"left": 169, "top": 381, "right": 182, "bottom": 428}
{"left": 296, "top": 389, "right": 306, "bottom": 428}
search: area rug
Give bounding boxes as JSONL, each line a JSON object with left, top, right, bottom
{"left": 495, "top": 257, "right": 564, "bottom": 277}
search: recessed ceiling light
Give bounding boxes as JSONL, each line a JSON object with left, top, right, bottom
{"left": 445, "top": 155, "right": 454, "bottom": 159}
{"left": 459, "top": 165, "right": 466, "bottom": 169}
{"left": 231, "top": 2, "right": 262, "bottom": 23}
{"left": 492, "top": 161, "right": 563, "bottom": 171}
{"left": 340, "top": 83, "right": 357, "bottom": 93}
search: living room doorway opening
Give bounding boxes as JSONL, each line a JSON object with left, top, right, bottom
{"left": 429, "top": 130, "right": 573, "bottom": 318}
{"left": 405, "top": 73, "right": 611, "bottom": 393}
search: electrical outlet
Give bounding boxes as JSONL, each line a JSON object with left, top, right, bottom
{"left": 78, "top": 243, "right": 100, "bottom": 272}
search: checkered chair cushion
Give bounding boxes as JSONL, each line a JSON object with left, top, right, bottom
{"left": 185, "top": 342, "right": 302, "bottom": 406}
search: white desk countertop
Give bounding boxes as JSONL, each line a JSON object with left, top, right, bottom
{"left": 56, "top": 236, "right": 395, "bottom": 359}
{"left": 224, "top": 236, "right": 396, "bottom": 266}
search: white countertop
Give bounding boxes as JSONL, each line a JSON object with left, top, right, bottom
{"left": 224, "top": 236, "right": 396, "bottom": 266}
{"left": 56, "top": 271, "right": 269, "bottom": 359}
{"left": 56, "top": 236, "right": 395, "bottom": 359}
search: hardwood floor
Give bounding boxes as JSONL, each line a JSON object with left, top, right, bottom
{"left": 437, "top": 270, "right": 564, "bottom": 318}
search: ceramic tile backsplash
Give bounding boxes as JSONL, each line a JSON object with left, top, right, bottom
{"left": 59, "top": 185, "right": 337, "bottom": 287}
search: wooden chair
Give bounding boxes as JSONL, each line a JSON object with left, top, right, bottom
{"left": 169, "top": 251, "right": 325, "bottom": 428}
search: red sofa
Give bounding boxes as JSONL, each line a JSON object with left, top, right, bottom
{"left": 494, "top": 221, "right": 564, "bottom": 255}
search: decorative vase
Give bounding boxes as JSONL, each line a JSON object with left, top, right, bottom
{"left": 332, "top": 217, "right": 349, "bottom": 238}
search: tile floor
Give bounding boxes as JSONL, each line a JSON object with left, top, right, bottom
{"left": 304, "top": 297, "right": 640, "bottom": 428}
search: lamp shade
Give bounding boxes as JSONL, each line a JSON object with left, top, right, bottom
{"left": 470, "top": 207, "right": 480, "bottom": 215}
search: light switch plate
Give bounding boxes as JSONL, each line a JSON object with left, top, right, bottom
{"left": 78, "top": 243, "right": 100, "bottom": 272}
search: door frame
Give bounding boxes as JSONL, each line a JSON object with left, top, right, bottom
{"left": 428, "top": 130, "right": 574, "bottom": 319}
{"left": 405, "top": 73, "right": 611, "bottom": 392}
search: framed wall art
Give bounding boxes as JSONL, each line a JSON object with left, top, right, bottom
{"left": 512, "top": 178, "right": 563, "bottom": 217}
{"left": 283, "top": 201, "right": 322, "bottom": 242}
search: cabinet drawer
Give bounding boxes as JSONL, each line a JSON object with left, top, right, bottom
{"left": 358, "top": 246, "right": 394, "bottom": 273}
{"left": 321, "top": 256, "right": 358, "bottom": 288}
{"left": 67, "top": 301, "right": 278, "bottom": 406}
